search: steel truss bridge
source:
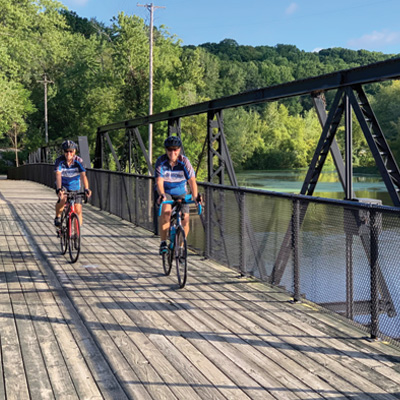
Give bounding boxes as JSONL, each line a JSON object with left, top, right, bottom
{"left": 95, "top": 57, "right": 400, "bottom": 208}
{"left": 28, "top": 57, "right": 400, "bottom": 342}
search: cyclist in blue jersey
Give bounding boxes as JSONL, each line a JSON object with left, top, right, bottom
{"left": 155, "top": 136, "right": 201, "bottom": 255}
{"left": 54, "top": 140, "right": 92, "bottom": 227}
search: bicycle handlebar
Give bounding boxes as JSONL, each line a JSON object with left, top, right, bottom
{"left": 64, "top": 191, "right": 88, "bottom": 204}
{"left": 158, "top": 197, "right": 202, "bottom": 217}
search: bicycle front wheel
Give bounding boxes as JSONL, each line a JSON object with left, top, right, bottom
{"left": 175, "top": 227, "right": 187, "bottom": 288}
{"left": 60, "top": 211, "right": 68, "bottom": 255}
{"left": 162, "top": 247, "right": 173, "bottom": 276}
{"left": 68, "top": 213, "right": 81, "bottom": 263}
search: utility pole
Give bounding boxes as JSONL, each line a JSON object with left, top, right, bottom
{"left": 137, "top": 2, "right": 165, "bottom": 167}
{"left": 38, "top": 73, "right": 54, "bottom": 145}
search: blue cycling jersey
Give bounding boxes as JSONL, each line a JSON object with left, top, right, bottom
{"left": 155, "top": 154, "right": 195, "bottom": 196}
{"left": 54, "top": 155, "right": 86, "bottom": 191}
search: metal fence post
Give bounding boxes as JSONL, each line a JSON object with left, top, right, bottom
{"left": 154, "top": 187, "right": 158, "bottom": 235}
{"left": 205, "top": 185, "right": 212, "bottom": 259}
{"left": 345, "top": 230, "right": 354, "bottom": 320}
{"left": 239, "top": 191, "right": 246, "bottom": 275}
{"left": 370, "top": 210, "right": 379, "bottom": 339}
{"left": 292, "top": 199, "right": 300, "bottom": 302}
{"left": 135, "top": 176, "right": 139, "bottom": 226}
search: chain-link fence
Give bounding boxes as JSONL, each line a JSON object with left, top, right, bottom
{"left": 8, "top": 164, "right": 400, "bottom": 346}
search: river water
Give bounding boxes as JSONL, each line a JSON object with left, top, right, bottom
{"left": 236, "top": 169, "right": 393, "bottom": 206}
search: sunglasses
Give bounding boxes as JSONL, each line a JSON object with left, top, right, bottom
{"left": 167, "top": 147, "right": 180, "bottom": 152}
{"left": 64, "top": 150, "right": 75, "bottom": 153}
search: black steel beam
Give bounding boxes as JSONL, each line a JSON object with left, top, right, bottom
{"left": 344, "top": 93, "right": 353, "bottom": 200}
{"left": 312, "top": 94, "right": 348, "bottom": 195}
{"left": 98, "top": 57, "right": 400, "bottom": 133}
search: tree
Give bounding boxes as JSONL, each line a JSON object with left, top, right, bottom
{"left": 224, "top": 108, "right": 264, "bottom": 167}
{"left": 111, "top": 12, "right": 149, "bottom": 118}
{"left": 371, "top": 81, "right": 400, "bottom": 140}
{"left": 245, "top": 103, "right": 322, "bottom": 170}
{"left": 0, "top": 74, "right": 35, "bottom": 149}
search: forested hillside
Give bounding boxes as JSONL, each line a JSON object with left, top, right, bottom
{"left": 1, "top": 0, "right": 400, "bottom": 174}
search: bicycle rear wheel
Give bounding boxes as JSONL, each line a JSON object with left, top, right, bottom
{"left": 175, "top": 227, "right": 187, "bottom": 288}
{"left": 60, "top": 211, "right": 68, "bottom": 255}
{"left": 68, "top": 213, "right": 81, "bottom": 263}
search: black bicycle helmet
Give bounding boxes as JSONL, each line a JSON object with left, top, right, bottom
{"left": 164, "top": 136, "right": 182, "bottom": 148}
{"left": 61, "top": 140, "right": 77, "bottom": 151}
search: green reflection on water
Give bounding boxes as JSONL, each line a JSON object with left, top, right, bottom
{"left": 236, "top": 169, "right": 392, "bottom": 206}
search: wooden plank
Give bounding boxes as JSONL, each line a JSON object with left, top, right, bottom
{"left": 19, "top": 215, "right": 140, "bottom": 400}
{"left": 79, "top": 211, "right": 400, "bottom": 398}
{"left": 8, "top": 200, "right": 125, "bottom": 400}
{"left": 81, "top": 233, "right": 291, "bottom": 400}
{"left": 84, "top": 260, "right": 269, "bottom": 399}
{"left": 2, "top": 204, "right": 81, "bottom": 399}
{"left": 59, "top": 245, "right": 199, "bottom": 400}
{"left": 111, "top": 228, "right": 398, "bottom": 400}
{"left": 224, "top": 273, "right": 400, "bottom": 389}
{"left": 0, "top": 208, "right": 31, "bottom": 400}
{"left": 35, "top": 241, "right": 161, "bottom": 400}
{"left": 86, "top": 266, "right": 249, "bottom": 400}
{"left": 190, "top": 261, "right": 400, "bottom": 398}
{"left": 2, "top": 179, "right": 400, "bottom": 400}
{"left": 75, "top": 215, "right": 269, "bottom": 399}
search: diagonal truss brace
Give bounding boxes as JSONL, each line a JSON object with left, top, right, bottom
{"left": 270, "top": 87, "right": 397, "bottom": 317}
{"left": 94, "top": 129, "right": 153, "bottom": 175}
{"left": 270, "top": 89, "right": 346, "bottom": 285}
{"left": 347, "top": 85, "right": 400, "bottom": 207}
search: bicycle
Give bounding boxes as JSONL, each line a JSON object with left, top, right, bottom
{"left": 57, "top": 191, "right": 87, "bottom": 263}
{"left": 159, "top": 194, "right": 202, "bottom": 288}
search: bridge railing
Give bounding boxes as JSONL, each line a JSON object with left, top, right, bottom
{"left": 8, "top": 164, "right": 400, "bottom": 346}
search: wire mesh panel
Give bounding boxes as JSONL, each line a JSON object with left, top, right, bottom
{"left": 135, "top": 177, "right": 155, "bottom": 232}
{"left": 108, "top": 173, "right": 121, "bottom": 217}
{"left": 120, "top": 175, "right": 134, "bottom": 222}
{"left": 186, "top": 202, "right": 205, "bottom": 256}
{"left": 242, "top": 191, "right": 294, "bottom": 282}
{"left": 205, "top": 187, "right": 241, "bottom": 269}
{"left": 8, "top": 164, "right": 400, "bottom": 346}
{"left": 300, "top": 202, "right": 348, "bottom": 306}
{"left": 364, "top": 211, "right": 400, "bottom": 340}
{"left": 88, "top": 170, "right": 109, "bottom": 211}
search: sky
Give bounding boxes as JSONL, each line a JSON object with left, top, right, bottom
{"left": 60, "top": 0, "right": 400, "bottom": 54}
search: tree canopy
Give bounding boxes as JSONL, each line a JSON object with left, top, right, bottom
{"left": 1, "top": 0, "right": 400, "bottom": 174}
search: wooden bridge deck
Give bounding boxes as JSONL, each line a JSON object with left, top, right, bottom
{"left": 1, "top": 178, "right": 400, "bottom": 400}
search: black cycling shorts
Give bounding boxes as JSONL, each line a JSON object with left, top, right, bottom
{"left": 57, "top": 190, "right": 83, "bottom": 205}
{"left": 165, "top": 193, "right": 189, "bottom": 214}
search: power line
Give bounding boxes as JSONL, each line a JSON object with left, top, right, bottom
{"left": 38, "top": 73, "right": 54, "bottom": 145}
{"left": 137, "top": 2, "right": 165, "bottom": 166}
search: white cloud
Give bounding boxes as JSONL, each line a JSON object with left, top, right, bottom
{"left": 312, "top": 48, "right": 323, "bottom": 53}
{"left": 347, "top": 29, "right": 400, "bottom": 50}
{"left": 285, "top": 2, "right": 299, "bottom": 16}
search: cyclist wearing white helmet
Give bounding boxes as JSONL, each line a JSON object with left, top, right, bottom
{"left": 155, "top": 135, "right": 201, "bottom": 255}
{"left": 54, "top": 140, "right": 92, "bottom": 227}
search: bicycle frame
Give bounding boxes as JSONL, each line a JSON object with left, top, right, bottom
{"left": 62, "top": 194, "right": 79, "bottom": 235}
{"left": 58, "top": 192, "right": 86, "bottom": 263}
{"left": 158, "top": 194, "right": 202, "bottom": 287}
